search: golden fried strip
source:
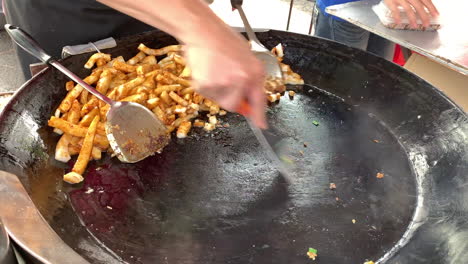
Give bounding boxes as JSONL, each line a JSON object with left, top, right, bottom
{"left": 65, "top": 81, "right": 75, "bottom": 91}
{"left": 81, "top": 98, "right": 98, "bottom": 116}
{"left": 84, "top": 53, "right": 111, "bottom": 69}
{"left": 48, "top": 116, "right": 106, "bottom": 138}
{"left": 154, "top": 84, "right": 181, "bottom": 95}
{"left": 96, "top": 58, "right": 107, "bottom": 67}
{"left": 122, "top": 93, "right": 148, "bottom": 105}
{"left": 135, "top": 86, "right": 150, "bottom": 95}
{"left": 144, "top": 69, "right": 162, "bottom": 78}
{"left": 68, "top": 100, "right": 82, "bottom": 124}
{"left": 79, "top": 108, "right": 100, "bottom": 127}
{"left": 137, "top": 64, "right": 158, "bottom": 76}
{"left": 160, "top": 91, "right": 172, "bottom": 105}
{"left": 173, "top": 54, "right": 186, "bottom": 66}
{"left": 169, "top": 91, "right": 188, "bottom": 106}
{"left": 172, "top": 113, "right": 197, "bottom": 128}
{"left": 193, "top": 119, "right": 205, "bottom": 127}
{"left": 141, "top": 55, "right": 157, "bottom": 65}
{"left": 107, "top": 56, "right": 125, "bottom": 68}
{"left": 138, "top": 44, "right": 182, "bottom": 56}
{"left": 63, "top": 115, "right": 99, "bottom": 183}
{"left": 163, "top": 71, "right": 191, "bottom": 87}
{"left": 116, "top": 76, "right": 145, "bottom": 99}
{"left": 127, "top": 51, "right": 146, "bottom": 65}
{"left": 180, "top": 87, "right": 194, "bottom": 95}
{"left": 55, "top": 133, "right": 72, "bottom": 163}
{"left": 58, "top": 74, "right": 100, "bottom": 112}
{"left": 146, "top": 98, "right": 160, "bottom": 109}
{"left": 152, "top": 106, "right": 165, "bottom": 123}
{"left": 114, "top": 60, "right": 136, "bottom": 73}
{"left": 96, "top": 69, "right": 114, "bottom": 95}
{"left": 179, "top": 66, "right": 191, "bottom": 78}
{"left": 176, "top": 121, "right": 191, "bottom": 138}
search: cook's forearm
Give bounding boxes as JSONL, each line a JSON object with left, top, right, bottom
{"left": 97, "top": 0, "right": 227, "bottom": 45}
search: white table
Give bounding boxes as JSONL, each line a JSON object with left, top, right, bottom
{"left": 326, "top": 0, "right": 468, "bottom": 75}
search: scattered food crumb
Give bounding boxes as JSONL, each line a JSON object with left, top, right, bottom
{"left": 288, "top": 91, "right": 296, "bottom": 98}
{"left": 335, "top": 197, "right": 340, "bottom": 201}
{"left": 223, "top": 123, "right": 230, "bottom": 128}
{"left": 280, "top": 155, "right": 294, "bottom": 164}
{"left": 303, "top": 142, "right": 308, "bottom": 147}
{"left": 364, "top": 261, "right": 374, "bottom": 264}
{"left": 299, "top": 150, "right": 304, "bottom": 156}
{"left": 417, "top": 115, "right": 421, "bottom": 119}
{"left": 352, "top": 219, "right": 356, "bottom": 224}
{"left": 96, "top": 167, "right": 102, "bottom": 171}
{"left": 85, "top": 188, "right": 94, "bottom": 194}
{"left": 376, "top": 172, "right": 384, "bottom": 179}
{"left": 373, "top": 139, "right": 379, "bottom": 143}
{"left": 312, "top": 121, "right": 319, "bottom": 126}
{"left": 307, "top": 248, "right": 318, "bottom": 260}
{"left": 107, "top": 206, "right": 113, "bottom": 210}
{"left": 329, "top": 183, "right": 336, "bottom": 190}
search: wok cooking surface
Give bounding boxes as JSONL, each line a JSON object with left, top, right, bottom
{"left": 0, "top": 30, "right": 466, "bottom": 264}
{"left": 32, "top": 87, "right": 416, "bottom": 263}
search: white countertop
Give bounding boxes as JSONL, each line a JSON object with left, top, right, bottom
{"left": 326, "top": 0, "right": 468, "bottom": 75}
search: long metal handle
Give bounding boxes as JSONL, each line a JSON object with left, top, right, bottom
{"left": 246, "top": 119, "right": 294, "bottom": 184}
{"left": 49, "top": 61, "right": 114, "bottom": 105}
{"left": 4, "top": 24, "right": 52, "bottom": 63}
{"left": 5, "top": 24, "right": 114, "bottom": 106}
{"left": 234, "top": 6, "right": 267, "bottom": 51}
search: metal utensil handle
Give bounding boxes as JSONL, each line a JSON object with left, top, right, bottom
{"left": 246, "top": 119, "right": 294, "bottom": 184}
{"left": 4, "top": 24, "right": 114, "bottom": 106}
{"left": 49, "top": 61, "right": 114, "bottom": 105}
{"left": 234, "top": 6, "right": 265, "bottom": 50}
{"left": 4, "top": 24, "right": 52, "bottom": 63}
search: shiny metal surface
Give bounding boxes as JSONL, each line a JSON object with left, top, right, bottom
{"left": 0, "top": 218, "right": 15, "bottom": 264}
{"left": 326, "top": 0, "right": 468, "bottom": 75}
{"left": 0, "top": 171, "right": 88, "bottom": 264}
{"left": 234, "top": 4, "right": 283, "bottom": 79}
{"left": 245, "top": 118, "right": 294, "bottom": 184}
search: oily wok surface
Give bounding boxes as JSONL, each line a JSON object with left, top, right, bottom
{"left": 0, "top": 30, "right": 466, "bottom": 264}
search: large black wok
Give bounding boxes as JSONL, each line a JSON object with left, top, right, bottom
{"left": 0, "top": 30, "right": 466, "bottom": 264}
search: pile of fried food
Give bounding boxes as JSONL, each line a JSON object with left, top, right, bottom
{"left": 47, "top": 42, "right": 304, "bottom": 184}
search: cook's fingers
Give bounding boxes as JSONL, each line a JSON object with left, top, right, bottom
{"left": 421, "top": 0, "right": 439, "bottom": 16}
{"left": 248, "top": 82, "right": 267, "bottom": 129}
{"left": 407, "top": 0, "right": 430, "bottom": 28}
{"left": 399, "top": 0, "right": 418, "bottom": 28}
{"left": 385, "top": 0, "right": 401, "bottom": 24}
{"left": 218, "top": 86, "right": 244, "bottom": 112}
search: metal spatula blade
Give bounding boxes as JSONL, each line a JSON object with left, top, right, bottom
{"left": 5, "top": 24, "right": 170, "bottom": 163}
{"left": 105, "top": 102, "right": 170, "bottom": 162}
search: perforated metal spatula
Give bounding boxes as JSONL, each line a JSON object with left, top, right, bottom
{"left": 5, "top": 24, "right": 170, "bottom": 163}
{"left": 231, "top": 0, "right": 283, "bottom": 84}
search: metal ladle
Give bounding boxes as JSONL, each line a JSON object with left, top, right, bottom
{"left": 5, "top": 24, "right": 170, "bottom": 163}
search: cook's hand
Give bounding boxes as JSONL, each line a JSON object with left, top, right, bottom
{"left": 384, "top": 0, "right": 439, "bottom": 28}
{"left": 97, "top": 0, "right": 267, "bottom": 128}
{"left": 185, "top": 27, "right": 267, "bottom": 129}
